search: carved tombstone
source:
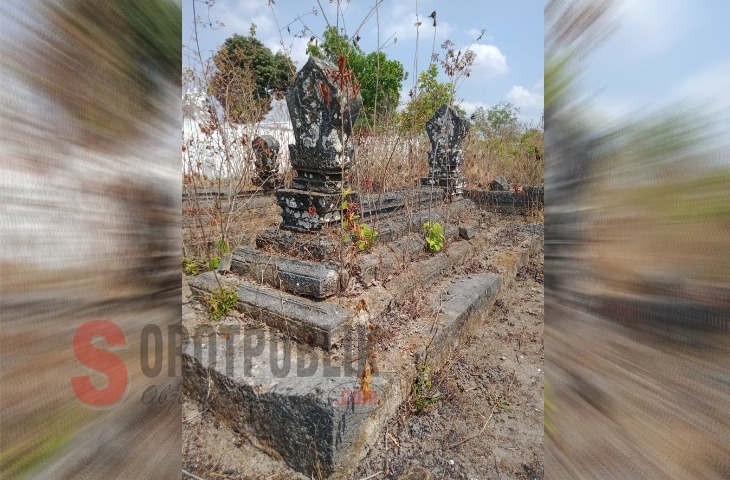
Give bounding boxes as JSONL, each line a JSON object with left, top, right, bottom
{"left": 420, "top": 104, "right": 470, "bottom": 197}
{"left": 276, "top": 56, "right": 363, "bottom": 231}
{"left": 252, "top": 135, "right": 281, "bottom": 190}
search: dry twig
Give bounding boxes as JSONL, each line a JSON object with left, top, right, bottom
{"left": 444, "top": 405, "right": 497, "bottom": 450}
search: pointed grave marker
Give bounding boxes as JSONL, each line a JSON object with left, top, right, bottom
{"left": 276, "top": 56, "right": 363, "bottom": 231}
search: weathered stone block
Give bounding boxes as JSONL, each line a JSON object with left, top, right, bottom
{"left": 466, "top": 186, "right": 544, "bottom": 214}
{"left": 489, "top": 176, "right": 511, "bottom": 191}
{"left": 276, "top": 55, "right": 364, "bottom": 231}
{"left": 188, "top": 271, "right": 354, "bottom": 349}
{"left": 252, "top": 135, "right": 281, "bottom": 189}
{"left": 422, "top": 104, "right": 470, "bottom": 196}
{"left": 276, "top": 189, "right": 347, "bottom": 231}
{"left": 230, "top": 246, "right": 341, "bottom": 298}
{"left": 426, "top": 104, "right": 470, "bottom": 152}
{"left": 420, "top": 176, "right": 466, "bottom": 195}
{"left": 459, "top": 225, "right": 477, "bottom": 240}
{"left": 256, "top": 228, "right": 339, "bottom": 261}
{"left": 291, "top": 170, "right": 346, "bottom": 194}
{"left": 427, "top": 149, "right": 464, "bottom": 166}
{"left": 216, "top": 252, "right": 233, "bottom": 273}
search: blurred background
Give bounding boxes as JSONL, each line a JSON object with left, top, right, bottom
{"left": 545, "top": 0, "right": 730, "bottom": 478}
{"left": 0, "top": 0, "right": 181, "bottom": 478}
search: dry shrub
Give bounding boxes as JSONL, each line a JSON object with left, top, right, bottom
{"left": 463, "top": 129, "right": 544, "bottom": 187}
{"left": 349, "top": 120, "right": 543, "bottom": 196}
{"left": 351, "top": 126, "right": 430, "bottom": 194}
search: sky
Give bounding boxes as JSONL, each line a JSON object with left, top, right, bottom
{"left": 182, "top": 0, "right": 544, "bottom": 126}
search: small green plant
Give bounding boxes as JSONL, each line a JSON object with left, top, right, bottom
{"left": 341, "top": 188, "right": 379, "bottom": 252}
{"left": 204, "top": 285, "right": 238, "bottom": 321}
{"left": 486, "top": 392, "right": 511, "bottom": 413}
{"left": 183, "top": 257, "right": 199, "bottom": 276}
{"left": 207, "top": 239, "right": 230, "bottom": 271}
{"left": 410, "top": 364, "right": 441, "bottom": 413}
{"left": 350, "top": 223, "right": 379, "bottom": 252}
{"left": 215, "top": 239, "right": 229, "bottom": 254}
{"left": 422, "top": 221, "right": 445, "bottom": 253}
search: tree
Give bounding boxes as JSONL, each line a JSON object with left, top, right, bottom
{"left": 471, "top": 102, "right": 522, "bottom": 141}
{"left": 210, "top": 29, "right": 295, "bottom": 123}
{"left": 397, "top": 64, "right": 463, "bottom": 134}
{"left": 307, "top": 26, "right": 406, "bottom": 127}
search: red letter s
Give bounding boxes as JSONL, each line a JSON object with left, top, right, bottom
{"left": 72, "top": 320, "right": 128, "bottom": 407}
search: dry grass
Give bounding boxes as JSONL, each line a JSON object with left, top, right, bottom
{"left": 351, "top": 130, "right": 429, "bottom": 193}
{"left": 182, "top": 113, "right": 543, "bottom": 268}
{"left": 463, "top": 131, "right": 544, "bottom": 188}
{"left": 351, "top": 128, "right": 544, "bottom": 195}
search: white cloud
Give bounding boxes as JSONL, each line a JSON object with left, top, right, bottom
{"left": 198, "top": 0, "right": 318, "bottom": 67}
{"left": 469, "top": 43, "right": 508, "bottom": 79}
{"left": 506, "top": 85, "right": 543, "bottom": 110}
{"left": 214, "top": 0, "right": 277, "bottom": 40}
{"left": 459, "top": 100, "right": 488, "bottom": 117}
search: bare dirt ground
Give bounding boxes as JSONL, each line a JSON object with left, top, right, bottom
{"left": 182, "top": 215, "right": 544, "bottom": 480}
{"left": 352, "top": 251, "right": 544, "bottom": 480}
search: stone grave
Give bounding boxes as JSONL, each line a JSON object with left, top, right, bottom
{"left": 275, "top": 55, "right": 362, "bottom": 231}
{"left": 420, "top": 104, "right": 470, "bottom": 198}
{"left": 466, "top": 183, "right": 544, "bottom": 215}
{"left": 252, "top": 134, "right": 283, "bottom": 191}
{"left": 184, "top": 57, "right": 543, "bottom": 478}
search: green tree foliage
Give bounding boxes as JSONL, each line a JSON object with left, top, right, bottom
{"left": 305, "top": 25, "right": 353, "bottom": 64}
{"left": 307, "top": 26, "right": 406, "bottom": 126}
{"left": 211, "top": 29, "right": 295, "bottom": 123}
{"left": 397, "top": 64, "right": 466, "bottom": 134}
{"left": 470, "top": 102, "right": 522, "bottom": 141}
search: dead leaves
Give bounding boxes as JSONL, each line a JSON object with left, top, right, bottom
{"left": 355, "top": 298, "right": 368, "bottom": 314}
{"left": 359, "top": 360, "right": 373, "bottom": 403}
{"left": 318, "top": 82, "right": 331, "bottom": 106}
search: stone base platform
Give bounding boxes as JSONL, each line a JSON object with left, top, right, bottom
{"left": 183, "top": 229, "right": 542, "bottom": 478}
{"left": 466, "top": 186, "right": 544, "bottom": 214}
{"left": 256, "top": 195, "right": 483, "bottom": 263}
{"left": 184, "top": 273, "right": 502, "bottom": 478}
{"left": 190, "top": 217, "right": 492, "bottom": 349}
{"left": 188, "top": 272, "right": 353, "bottom": 350}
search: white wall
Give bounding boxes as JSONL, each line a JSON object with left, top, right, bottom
{"left": 182, "top": 94, "right": 294, "bottom": 179}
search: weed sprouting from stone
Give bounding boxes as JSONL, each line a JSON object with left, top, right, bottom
{"left": 203, "top": 286, "right": 238, "bottom": 321}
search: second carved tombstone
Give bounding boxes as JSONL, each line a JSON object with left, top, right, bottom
{"left": 252, "top": 134, "right": 282, "bottom": 190}
{"left": 421, "top": 104, "right": 470, "bottom": 198}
